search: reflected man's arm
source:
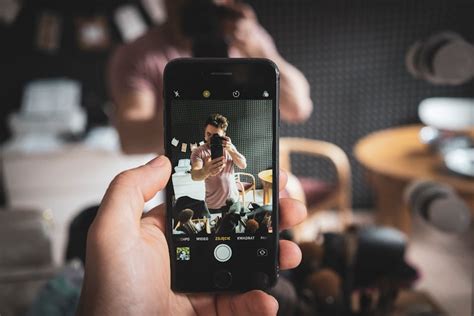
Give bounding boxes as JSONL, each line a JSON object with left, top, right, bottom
{"left": 191, "top": 157, "right": 226, "bottom": 180}
{"left": 224, "top": 137, "right": 247, "bottom": 169}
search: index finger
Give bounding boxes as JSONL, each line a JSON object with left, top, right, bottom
{"left": 279, "top": 169, "right": 288, "bottom": 191}
{"left": 279, "top": 198, "right": 307, "bottom": 231}
{"left": 211, "top": 156, "right": 224, "bottom": 163}
{"left": 211, "top": 159, "right": 225, "bottom": 167}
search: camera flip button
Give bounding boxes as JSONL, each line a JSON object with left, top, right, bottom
{"left": 214, "top": 244, "right": 232, "bottom": 262}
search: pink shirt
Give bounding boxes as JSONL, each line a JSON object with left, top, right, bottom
{"left": 107, "top": 27, "right": 191, "bottom": 114}
{"left": 107, "top": 27, "right": 242, "bottom": 108}
{"left": 191, "top": 144, "right": 239, "bottom": 209}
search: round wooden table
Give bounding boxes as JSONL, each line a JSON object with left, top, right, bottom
{"left": 258, "top": 169, "right": 273, "bottom": 205}
{"left": 354, "top": 124, "right": 474, "bottom": 234}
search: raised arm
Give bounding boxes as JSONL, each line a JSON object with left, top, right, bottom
{"left": 227, "top": 3, "right": 313, "bottom": 123}
{"left": 107, "top": 43, "right": 165, "bottom": 155}
{"left": 113, "top": 90, "right": 163, "bottom": 154}
{"left": 191, "top": 157, "right": 226, "bottom": 180}
{"left": 223, "top": 137, "right": 247, "bottom": 169}
{"left": 272, "top": 55, "right": 313, "bottom": 123}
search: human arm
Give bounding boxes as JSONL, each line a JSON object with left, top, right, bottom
{"left": 107, "top": 44, "right": 165, "bottom": 154}
{"left": 226, "top": 3, "right": 313, "bottom": 123}
{"left": 113, "top": 90, "right": 164, "bottom": 154}
{"left": 223, "top": 136, "right": 247, "bottom": 169}
{"left": 191, "top": 156, "right": 226, "bottom": 180}
{"left": 272, "top": 55, "right": 313, "bottom": 123}
{"left": 76, "top": 156, "right": 307, "bottom": 315}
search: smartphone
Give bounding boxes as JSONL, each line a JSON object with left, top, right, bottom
{"left": 164, "top": 58, "right": 279, "bottom": 292}
{"left": 210, "top": 133, "right": 224, "bottom": 160}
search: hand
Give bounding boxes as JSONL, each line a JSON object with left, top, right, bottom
{"left": 77, "top": 156, "right": 307, "bottom": 316}
{"left": 203, "top": 156, "right": 226, "bottom": 177}
{"left": 222, "top": 3, "right": 279, "bottom": 59}
{"left": 223, "top": 136, "right": 236, "bottom": 153}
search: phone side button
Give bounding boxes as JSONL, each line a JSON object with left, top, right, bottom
{"left": 213, "top": 270, "right": 232, "bottom": 289}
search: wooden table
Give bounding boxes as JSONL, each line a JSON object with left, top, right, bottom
{"left": 354, "top": 124, "right": 474, "bottom": 234}
{"left": 258, "top": 170, "right": 273, "bottom": 205}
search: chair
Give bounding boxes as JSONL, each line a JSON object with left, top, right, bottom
{"left": 280, "top": 138, "right": 353, "bottom": 239}
{"left": 234, "top": 172, "right": 256, "bottom": 206}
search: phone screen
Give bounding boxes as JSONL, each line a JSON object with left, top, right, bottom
{"left": 164, "top": 59, "right": 279, "bottom": 292}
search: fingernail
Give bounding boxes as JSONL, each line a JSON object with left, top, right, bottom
{"left": 147, "top": 155, "right": 167, "bottom": 168}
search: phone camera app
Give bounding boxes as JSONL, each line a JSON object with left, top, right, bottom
{"left": 169, "top": 100, "right": 274, "bottom": 240}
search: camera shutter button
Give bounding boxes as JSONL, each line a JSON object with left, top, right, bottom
{"left": 214, "top": 244, "right": 232, "bottom": 262}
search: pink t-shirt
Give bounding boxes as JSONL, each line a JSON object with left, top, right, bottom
{"left": 107, "top": 27, "right": 191, "bottom": 114}
{"left": 191, "top": 144, "right": 239, "bottom": 209}
{"left": 107, "top": 27, "right": 243, "bottom": 108}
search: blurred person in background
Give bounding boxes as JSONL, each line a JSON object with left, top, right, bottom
{"left": 108, "top": 0, "right": 313, "bottom": 154}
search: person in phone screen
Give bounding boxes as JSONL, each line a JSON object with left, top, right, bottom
{"left": 190, "top": 114, "right": 246, "bottom": 211}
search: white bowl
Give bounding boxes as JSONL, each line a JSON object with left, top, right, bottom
{"left": 444, "top": 148, "right": 474, "bottom": 177}
{"left": 419, "top": 97, "right": 474, "bottom": 131}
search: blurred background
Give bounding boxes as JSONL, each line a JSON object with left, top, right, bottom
{"left": 0, "top": 0, "right": 473, "bottom": 315}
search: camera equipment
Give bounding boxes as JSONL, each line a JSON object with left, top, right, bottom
{"left": 180, "top": 0, "right": 242, "bottom": 57}
{"left": 210, "top": 133, "right": 225, "bottom": 160}
{"left": 292, "top": 226, "right": 418, "bottom": 316}
{"left": 404, "top": 180, "right": 471, "bottom": 234}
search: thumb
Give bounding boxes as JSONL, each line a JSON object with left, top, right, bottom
{"left": 95, "top": 156, "right": 172, "bottom": 228}
{"left": 218, "top": 290, "right": 278, "bottom": 316}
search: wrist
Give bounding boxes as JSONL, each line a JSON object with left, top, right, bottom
{"left": 261, "top": 47, "right": 281, "bottom": 60}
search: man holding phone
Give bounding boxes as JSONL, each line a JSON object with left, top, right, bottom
{"left": 108, "top": 0, "right": 313, "bottom": 154}
{"left": 191, "top": 113, "right": 246, "bottom": 211}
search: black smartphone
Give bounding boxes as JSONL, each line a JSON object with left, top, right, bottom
{"left": 210, "top": 133, "right": 224, "bottom": 160}
{"left": 164, "top": 58, "right": 279, "bottom": 292}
